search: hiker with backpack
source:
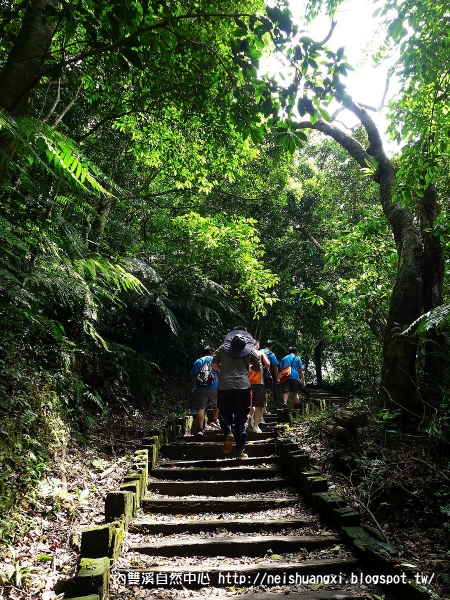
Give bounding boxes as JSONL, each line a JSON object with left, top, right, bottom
{"left": 261, "top": 340, "right": 280, "bottom": 416}
{"left": 248, "top": 340, "right": 270, "bottom": 434}
{"left": 279, "top": 346, "right": 306, "bottom": 407}
{"left": 212, "top": 326, "right": 261, "bottom": 460}
{"left": 190, "top": 346, "right": 220, "bottom": 435}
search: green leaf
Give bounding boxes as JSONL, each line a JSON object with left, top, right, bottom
{"left": 318, "top": 107, "right": 331, "bottom": 122}
{"left": 266, "top": 5, "right": 282, "bottom": 24}
{"left": 120, "top": 47, "right": 143, "bottom": 69}
{"left": 234, "top": 27, "right": 248, "bottom": 38}
{"left": 37, "top": 554, "right": 53, "bottom": 562}
{"left": 234, "top": 18, "right": 247, "bottom": 30}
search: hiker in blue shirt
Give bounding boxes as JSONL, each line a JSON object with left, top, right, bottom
{"left": 261, "top": 340, "right": 280, "bottom": 418}
{"left": 190, "top": 346, "right": 220, "bottom": 435}
{"left": 262, "top": 340, "right": 280, "bottom": 382}
{"left": 279, "top": 346, "right": 306, "bottom": 407}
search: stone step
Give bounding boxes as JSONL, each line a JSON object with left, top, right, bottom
{"left": 150, "top": 465, "right": 285, "bottom": 480}
{"left": 113, "top": 409, "right": 380, "bottom": 600}
{"left": 141, "top": 496, "right": 299, "bottom": 514}
{"left": 159, "top": 442, "right": 276, "bottom": 460}
{"left": 114, "top": 557, "right": 359, "bottom": 588}
{"left": 147, "top": 477, "right": 292, "bottom": 495}
{"left": 184, "top": 593, "right": 370, "bottom": 600}
{"left": 255, "top": 425, "right": 279, "bottom": 431}
{"left": 156, "top": 455, "right": 279, "bottom": 469}
{"left": 302, "top": 399, "right": 348, "bottom": 405}
{"left": 129, "top": 534, "right": 341, "bottom": 557}
{"left": 130, "top": 516, "right": 314, "bottom": 534}
{"left": 188, "top": 430, "right": 275, "bottom": 441}
{"left": 303, "top": 391, "right": 351, "bottom": 400}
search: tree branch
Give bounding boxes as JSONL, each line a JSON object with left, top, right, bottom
{"left": 319, "top": 20, "right": 337, "bottom": 45}
{"left": 294, "top": 225, "right": 325, "bottom": 252}
{"left": 10, "top": 11, "right": 263, "bottom": 111}
{"left": 51, "top": 83, "right": 82, "bottom": 128}
{"left": 297, "top": 118, "right": 370, "bottom": 168}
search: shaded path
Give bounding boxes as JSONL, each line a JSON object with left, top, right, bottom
{"left": 111, "top": 405, "right": 385, "bottom": 599}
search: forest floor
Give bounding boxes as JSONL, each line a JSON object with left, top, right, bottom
{"left": 289, "top": 410, "right": 450, "bottom": 600}
{"left": 0, "top": 404, "right": 449, "bottom": 600}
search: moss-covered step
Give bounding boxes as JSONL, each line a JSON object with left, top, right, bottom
{"left": 156, "top": 455, "right": 278, "bottom": 469}
{"left": 185, "top": 430, "right": 275, "bottom": 441}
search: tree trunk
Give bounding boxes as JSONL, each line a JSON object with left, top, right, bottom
{"left": 361, "top": 111, "right": 424, "bottom": 415}
{"left": 89, "top": 197, "right": 113, "bottom": 250}
{"left": 302, "top": 103, "right": 426, "bottom": 416}
{"left": 419, "top": 184, "right": 445, "bottom": 406}
{"left": 314, "top": 340, "right": 324, "bottom": 387}
{"left": 0, "top": 0, "right": 56, "bottom": 114}
{"left": 0, "top": 0, "right": 57, "bottom": 185}
{"left": 380, "top": 216, "right": 423, "bottom": 413}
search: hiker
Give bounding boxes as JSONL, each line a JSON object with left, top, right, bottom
{"left": 279, "top": 346, "right": 306, "bottom": 407}
{"left": 190, "top": 346, "right": 220, "bottom": 436}
{"left": 212, "top": 326, "right": 261, "bottom": 459}
{"left": 261, "top": 340, "right": 280, "bottom": 417}
{"left": 249, "top": 340, "right": 270, "bottom": 433}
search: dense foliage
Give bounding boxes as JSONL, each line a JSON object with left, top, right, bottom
{"left": 1, "top": 0, "right": 450, "bottom": 555}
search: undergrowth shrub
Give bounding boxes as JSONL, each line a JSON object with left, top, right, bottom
{"left": 0, "top": 370, "right": 69, "bottom": 542}
{"left": 0, "top": 319, "right": 192, "bottom": 547}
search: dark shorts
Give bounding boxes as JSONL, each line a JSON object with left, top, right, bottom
{"left": 282, "top": 379, "right": 300, "bottom": 393}
{"left": 194, "top": 387, "right": 218, "bottom": 411}
{"left": 251, "top": 384, "right": 265, "bottom": 408}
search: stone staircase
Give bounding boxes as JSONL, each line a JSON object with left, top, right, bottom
{"left": 111, "top": 411, "right": 381, "bottom": 599}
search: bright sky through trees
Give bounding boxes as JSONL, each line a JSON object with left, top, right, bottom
{"left": 287, "top": 0, "right": 398, "bottom": 144}
{"left": 291, "top": 0, "right": 389, "bottom": 102}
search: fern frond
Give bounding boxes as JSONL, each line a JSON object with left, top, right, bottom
{"left": 403, "top": 304, "right": 450, "bottom": 335}
{"left": 0, "top": 113, "right": 123, "bottom": 196}
{"left": 125, "top": 258, "right": 161, "bottom": 285}
{"left": 84, "top": 321, "right": 109, "bottom": 351}
{"left": 0, "top": 215, "right": 30, "bottom": 255}
{"left": 156, "top": 297, "right": 180, "bottom": 335}
{"left": 74, "top": 257, "right": 146, "bottom": 294}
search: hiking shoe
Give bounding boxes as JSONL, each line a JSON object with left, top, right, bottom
{"left": 252, "top": 425, "right": 262, "bottom": 434}
{"left": 223, "top": 433, "right": 234, "bottom": 453}
{"left": 236, "top": 453, "right": 248, "bottom": 460}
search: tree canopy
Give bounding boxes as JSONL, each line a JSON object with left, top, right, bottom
{"left": 2, "top": 0, "right": 450, "bottom": 520}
